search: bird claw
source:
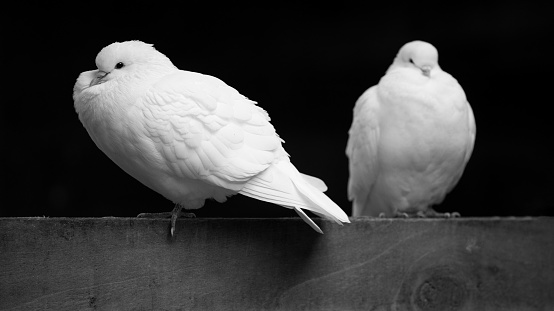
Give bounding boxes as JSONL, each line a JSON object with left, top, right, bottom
{"left": 434, "top": 211, "right": 461, "bottom": 218}
{"left": 420, "top": 210, "right": 461, "bottom": 218}
{"left": 394, "top": 212, "right": 410, "bottom": 218}
{"left": 445, "top": 212, "right": 461, "bottom": 218}
{"left": 383, "top": 210, "right": 460, "bottom": 218}
{"left": 137, "top": 208, "right": 195, "bottom": 237}
{"left": 136, "top": 211, "right": 196, "bottom": 219}
{"left": 169, "top": 207, "right": 196, "bottom": 237}
{"left": 377, "top": 212, "right": 410, "bottom": 218}
{"left": 137, "top": 212, "right": 173, "bottom": 218}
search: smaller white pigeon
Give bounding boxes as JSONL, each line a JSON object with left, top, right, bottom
{"left": 346, "top": 40, "right": 476, "bottom": 217}
{"left": 74, "top": 41, "right": 349, "bottom": 235}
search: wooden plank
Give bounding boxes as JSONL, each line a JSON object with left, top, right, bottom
{"left": 0, "top": 217, "right": 553, "bottom": 311}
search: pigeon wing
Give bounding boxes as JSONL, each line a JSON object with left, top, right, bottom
{"left": 141, "top": 70, "right": 284, "bottom": 192}
{"left": 346, "top": 86, "right": 381, "bottom": 216}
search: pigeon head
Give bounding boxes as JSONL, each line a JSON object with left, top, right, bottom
{"left": 89, "top": 41, "right": 174, "bottom": 87}
{"left": 393, "top": 41, "right": 439, "bottom": 77}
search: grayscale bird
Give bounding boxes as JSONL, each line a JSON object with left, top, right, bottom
{"left": 74, "top": 41, "right": 349, "bottom": 235}
{"left": 346, "top": 40, "right": 476, "bottom": 217}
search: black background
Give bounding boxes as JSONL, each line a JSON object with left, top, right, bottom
{"left": 2, "top": 3, "right": 552, "bottom": 218}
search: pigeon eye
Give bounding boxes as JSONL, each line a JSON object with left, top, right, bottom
{"left": 115, "top": 62, "right": 125, "bottom": 69}
{"left": 409, "top": 58, "right": 415, "bottom": 64}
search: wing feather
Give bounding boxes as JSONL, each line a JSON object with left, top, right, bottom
{"left": 142, "top": 70, "right": 282, "bottom": 190}
{"left": 346, "top": 86, "right": 381, "bottom": 216}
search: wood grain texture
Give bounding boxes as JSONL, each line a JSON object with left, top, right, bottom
{"left": 0, "top": 217, "right": 553, "bottom": 311}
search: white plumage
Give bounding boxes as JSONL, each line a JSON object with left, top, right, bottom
{"left": 346, "top": 41, "right": 476, "bottom": 217}
{"left": 74, "top": 41, "right": 349, "bottom": 234}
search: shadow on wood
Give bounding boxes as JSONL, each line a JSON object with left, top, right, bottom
{"left": 0, "top": 217, "right": 553, "bottom": 310}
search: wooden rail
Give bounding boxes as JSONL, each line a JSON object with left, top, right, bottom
{"left": 1, "top": 217, "right": 553, "bottom": 310}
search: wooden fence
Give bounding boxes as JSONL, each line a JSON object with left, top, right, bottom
{"left": 1, "top": 217, "right": 553, "bottom": 310}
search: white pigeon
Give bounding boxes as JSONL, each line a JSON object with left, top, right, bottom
{"left": 346, "top": 40, "right": 476, "bottom": 217}
{"left": 74, "top": 40, "right": 349, "bottom": 235}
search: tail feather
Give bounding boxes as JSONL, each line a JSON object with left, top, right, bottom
{"left": 239, "top": 159, "right": 350, "bottom": 233}
{"left": 300, "top": 173, "right": 328, "bottom": 192}
{"left": 293, "top": 207, "right": 323, "bottom": 234}
{"left": 289, "top": 170, "right": 349, "bottom": 225}
{"left": 239, "top": 183, "right": 311, "bottom": 208}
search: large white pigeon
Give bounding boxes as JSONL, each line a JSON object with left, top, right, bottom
{"left": 74, "top": 40, "right": 349, "bottom": 235}
{"left": 346, "top": 40, "right": 476, "bottom": 217}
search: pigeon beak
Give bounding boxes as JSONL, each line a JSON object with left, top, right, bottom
{"left": 421, "top": 65, "right": 431, "bottom": 77}
{"left": 89, "top": 70, "right": 109, "bottom": 87}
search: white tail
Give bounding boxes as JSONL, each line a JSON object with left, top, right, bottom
{"left": 239, "top": 159, "right": 350, "bottom": 233}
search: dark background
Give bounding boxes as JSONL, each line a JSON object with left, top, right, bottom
{"left": 2, "top": 3, "right": 552, "bottom": 218}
